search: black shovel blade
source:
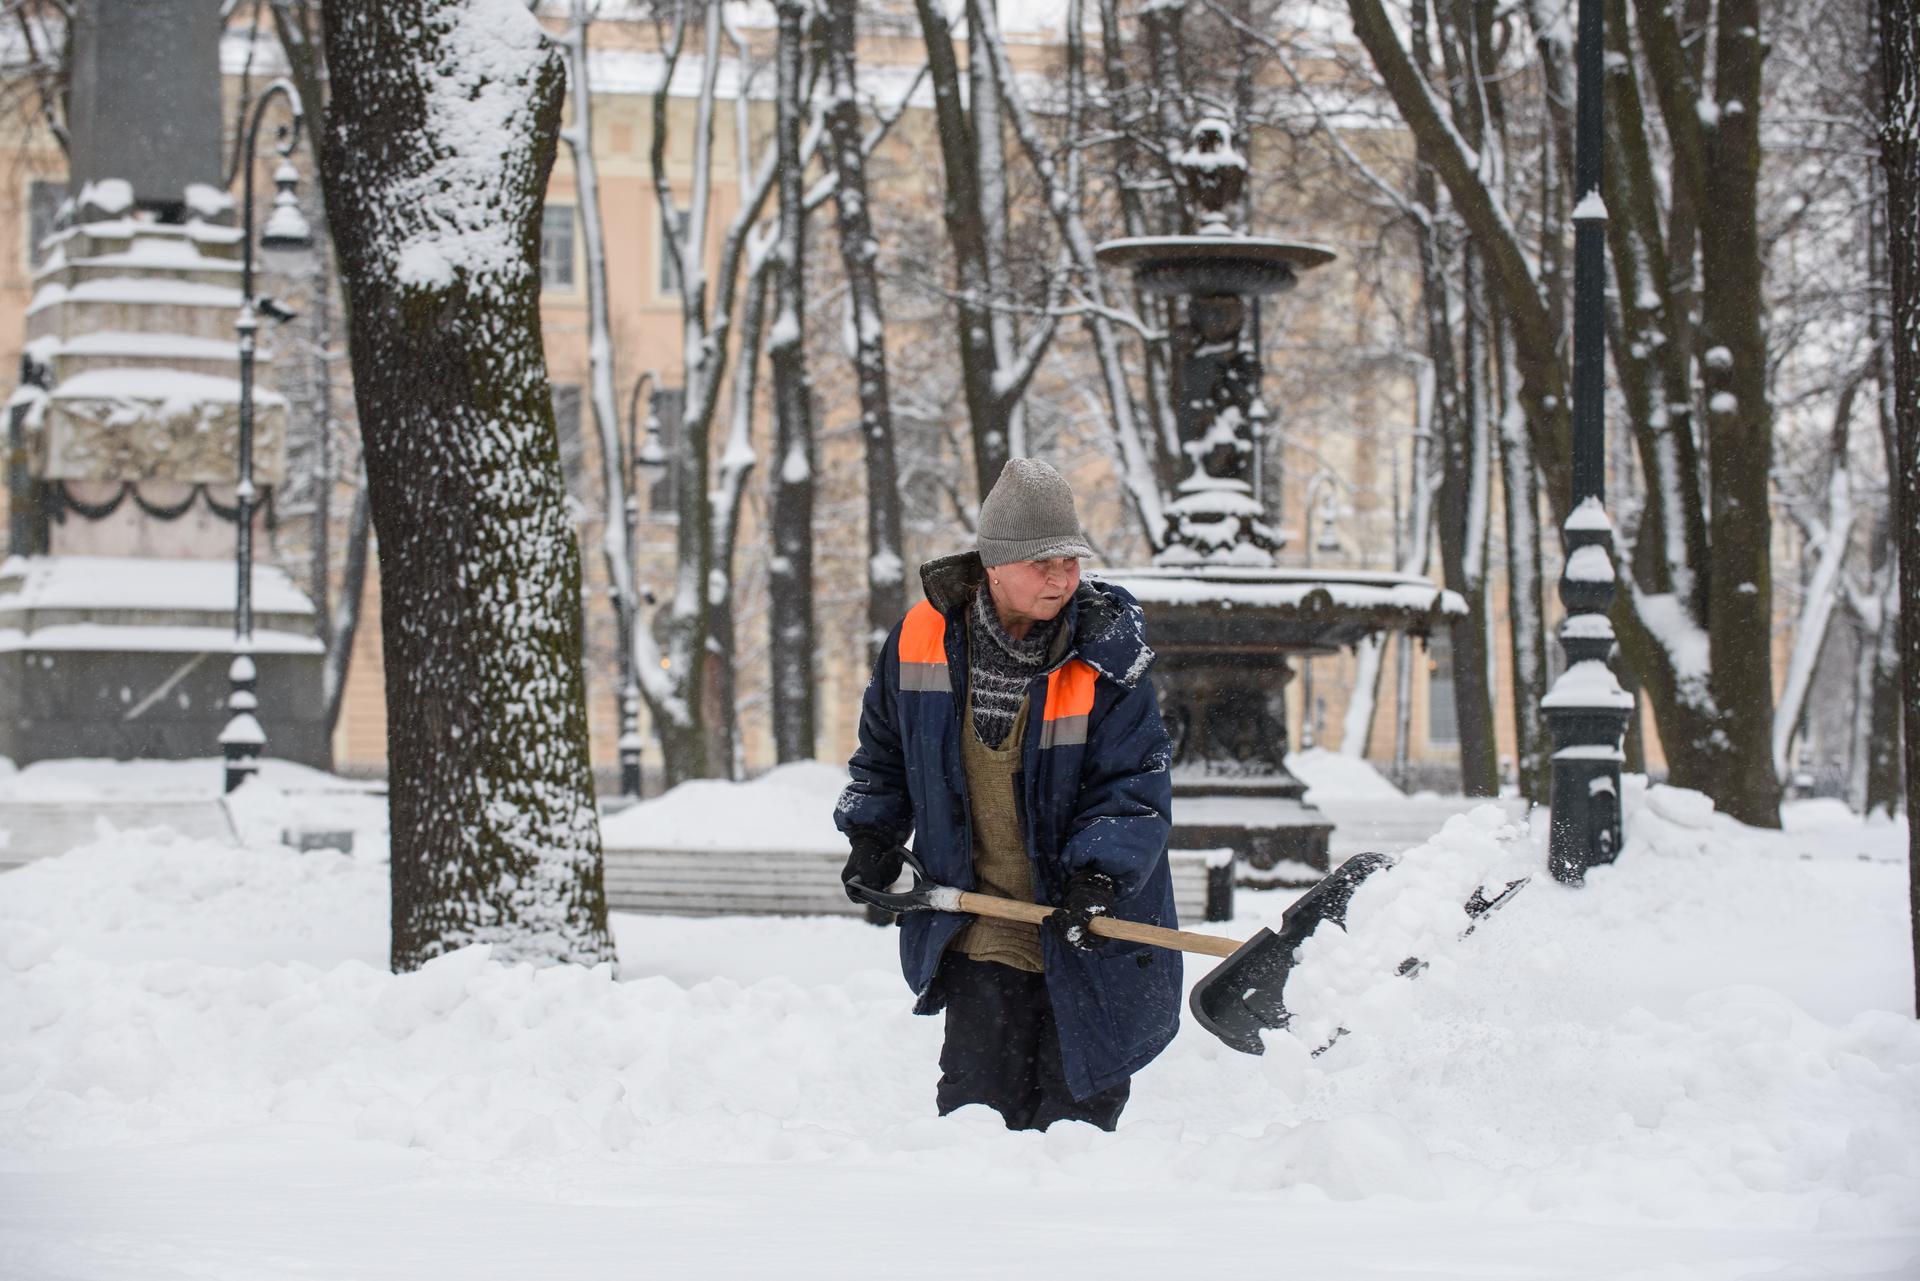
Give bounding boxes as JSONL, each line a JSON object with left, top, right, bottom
{"left": 1187, "top": 852, "right": 1398, "bottom": 1055}
{"left": 1188, "top": 925, "right": 1298, "bottom": 1054}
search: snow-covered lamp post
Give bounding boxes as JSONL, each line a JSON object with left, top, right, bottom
{"left": 223, "top": 79, "right": 312, "bottom": 794}
{"left": 1541, "top": 0, "right": 1634, "bottom": 882}
{"left": 617, "top": 370, "right": 665, "bottom": 799}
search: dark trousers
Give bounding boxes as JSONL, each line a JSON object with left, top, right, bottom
{"left": 933, "top": 953, "right": 1130, "bottom": 1132}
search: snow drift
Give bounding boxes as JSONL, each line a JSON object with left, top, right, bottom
{"left": 0, "top": 776, "right": 1915, "bottom": 1277}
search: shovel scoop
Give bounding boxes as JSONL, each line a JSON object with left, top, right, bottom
{"left": 846, "top": 848, "right": 1399, "bottom": 1056}
{"left": 1186, "top": 852, "right": 1395, "bottom": 1053}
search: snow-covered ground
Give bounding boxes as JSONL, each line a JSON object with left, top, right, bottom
{"left": 1, "top": 773, "right": 1915, "bottom": 1279}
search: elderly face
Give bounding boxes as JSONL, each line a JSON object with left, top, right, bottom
{"left": 989, "top": 555, "right": 1082, "bottom": 625}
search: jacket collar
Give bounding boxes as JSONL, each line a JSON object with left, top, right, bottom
{"left": 917, "top": 551, "right": 1156, "bottom": 689}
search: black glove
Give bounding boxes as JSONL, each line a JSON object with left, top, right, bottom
{"left": 841, "top": 833, "right": 905, "bottom": 903}
{"left": 1047, "top": 870, "right": 1118, "bottom": 951}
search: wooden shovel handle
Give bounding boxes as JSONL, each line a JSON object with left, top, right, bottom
{"left": 953, "top": 890, "right": 1244, "bottom": 959}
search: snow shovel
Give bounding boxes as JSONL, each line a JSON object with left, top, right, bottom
{"left": 845, "top": 848, "right": 1400, "bottom": 1056}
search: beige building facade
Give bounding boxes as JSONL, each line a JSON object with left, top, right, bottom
{"left": 0, "top": 14, "right": 1757, "bottom": 794}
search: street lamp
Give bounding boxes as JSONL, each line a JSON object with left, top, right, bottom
{"left": 222, "top": 79, "right": 312, "bottom": 794}
{"left": 615, "top": 370, "right": 666, "bottom": 797}
{"left": 1540, "top": 0, "right": 1633, "bottom": 882}
{"left": 1297, "top": 470, "right": 1343, "bottom": 751}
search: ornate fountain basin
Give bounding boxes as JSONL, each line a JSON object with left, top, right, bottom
{"left": 1098, "top": 566, "right": 1467, "bottom": 884}
{"left": 1101, "top": 566, "right": 1462, "bottom": 651}
{"left": 1094, "top": 236, "right": 1337, "bottom": 298}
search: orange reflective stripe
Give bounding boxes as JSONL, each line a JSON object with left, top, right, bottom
{"left": 897, "top": 600, "right": 951, "bottom": 693}
{"left": 1044, "top": 660, "right": 1097, "bottom": 720}
{"left": 1040, "top": 659, "right": 1097, "bottom": 748}
{"left": 899, "top": 601, "right": 947, "bottom": 664}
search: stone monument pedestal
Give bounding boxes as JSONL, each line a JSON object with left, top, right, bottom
{"left": 0, "top": 555, "right": 327, "bottom": 766}
{"left": 3, "top": 182, "right": 325, "bottom": 771}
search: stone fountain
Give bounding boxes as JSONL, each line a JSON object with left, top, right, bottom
{"left": 1096, "top": 119, "right": 1463, "bottom": 886}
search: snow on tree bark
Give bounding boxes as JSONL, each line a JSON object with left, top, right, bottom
{"left": 767, "top": 0, "right": 819, "bottom": 763}
{"left": 911, "top": 0, "right": 1013, "bottom": 500}
{"left": 556, "top": 1, "right": 649, "bottom": 789}
{"left": 642, "top": 0, "right": 789, "bottom": 783}
{"left": 969, "top": 0, "right": 1027, "bottom": 459}
{"left": 1095, "top": 0, "right": 1182, "bottom": 488}
{"left": 1773, "top": 393, "right": 1860, "bottom": 781}
{"left": 1402, "top": 4, "right": 1499, "bottom": 798}
{"left": 1496, "top": 327, "right": 1551, "bottom": 803}
{"left": 321, "top": 0, "right": 615, "bottom": 971}
{"left": 1433, "top": 238, "right": 1500, "bottom": 799}
{"left": 823, "top": 0, "right": 906, "bottom": 666}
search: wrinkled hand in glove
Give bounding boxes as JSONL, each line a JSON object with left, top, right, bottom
{"left": 841, "top": 834, "right": 905, "bottom": 903}
{"left": 1047, "top": 870, "right": 1118, "bottom": 950}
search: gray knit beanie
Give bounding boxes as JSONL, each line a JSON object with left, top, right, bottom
{"left": 976, "top": 458, "right": 1095, "bottom": 567}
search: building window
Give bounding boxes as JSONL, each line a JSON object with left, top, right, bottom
{"left": 645, "top": 387, "right": 685, "bottom": 519}
{"left": 26, "top": 179, "right": 63, "bottom": 269}
{"left": 1426, "top": 630, "right": 1459, "bottom": 747}
{"left": 551, "top": 383, "right": 587, "bottom": 505}
{"left": 541, "top": 203, "right": 575, "bottom": 290}
{"left": 658, "top": 204, "right": 686, "bottom": 296}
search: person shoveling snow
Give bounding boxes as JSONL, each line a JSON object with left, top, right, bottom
{"left": 834, "top": 457, "right": 1181, "bottom": 1131}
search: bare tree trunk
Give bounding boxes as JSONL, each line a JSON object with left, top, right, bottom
{"left": 322, "top": 0, "right": 614, "bottom": 971}
{"left": 1865, "top": 602, "right": 1904, "bottom": 814}
{"left": 911, "top": 0, "right": 1012, "bottom": 498}
{"left": 969, "top": 0, "right": 1026, "bottom": 458}
{"left": 1878, "top": 0, "right": 1919, "bottom": 1013}
{"left": 1695, "top": 0, "right": 1781, "bottom": 827}
{"left": 1404, "top": 2, "right": 1497, "bottom": 796}
{"left": 1096, "top": 0, "right": 1182, "bottom": 490}
{"left": 1141, "top": 0, "right": 1191, "bottom": 228}
{"left": 969, "top": 0, "right": 1167, "bottom": 549}
{"left": 709, "top": 245, "right": 770, "bottom": 781}
{"left": 306, "top": 224, "right": 334, "bottom": 637}
{"left": 1773, "top": 388, "right": 1860, "bottom": 780}
{"left": 1848, "top": 555, "right": 1901, "bottom": 813}
{"left": 1436, "top": 242, "right": 1501, "bottom": 797}
{"left": 824, "top": 0, "right": 905, "bottom": 664}
{"left": 642, "top": 1, "right": 789, "bottom": 782}
{"left": 1347, "top": 0, "right": 1785, "bottom": 826}
{"left": 767, "top": 0, "right": 818, "bottom": 763}
{"left": 556, "top": 2, "right": 642, "bottom": 795}
{"left": 271, "top": 0, "right": 370, "bottom": 741}
{"left": 321, "top": 472, "right": 371, "bottom": 734}
{"left": 1343, "top": 357, "right": 1440, "bottom": 759}
{"left": 1496, "top": 322, "right": 1551, "bottom": 801}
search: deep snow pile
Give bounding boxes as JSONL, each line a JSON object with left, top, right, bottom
{"left": 1, "top": 776, "right": 1916, "bottom": 1276}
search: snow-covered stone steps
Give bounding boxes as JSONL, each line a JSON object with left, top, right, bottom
{"left": 1319, "top": 795, "right": 1531, "bottom": 859}
{"left": 600, "top": 844, "right": 1232, "bottom": 922}
{"left": 0, "top": 797, "right": 238, "bottom": 869}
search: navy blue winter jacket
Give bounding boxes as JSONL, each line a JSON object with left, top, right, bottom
{"left": 834, "top": 551, "right": 1181, "bottom": 1100}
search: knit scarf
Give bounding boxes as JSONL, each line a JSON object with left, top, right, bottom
{"left": 968, "top": 586, "right": 1057, "bottom": 750}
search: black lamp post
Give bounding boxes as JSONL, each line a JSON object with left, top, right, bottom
{"left": 1541, "top": 0, "right": 1633, "bottom": 881}
{"left": 222, "top": 78, "right": 312, "bottom": 794}
{"left": 616, "top": 370, "right": 666, "bottom": 798}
